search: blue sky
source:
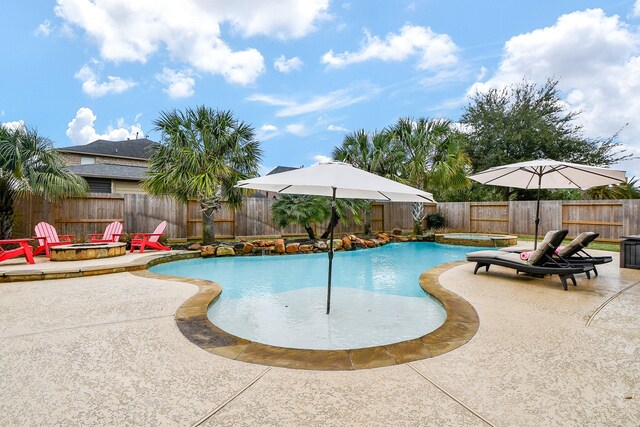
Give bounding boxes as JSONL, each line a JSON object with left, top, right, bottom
{"left": 2, "top": 0, "right": 640, "bottom": 177}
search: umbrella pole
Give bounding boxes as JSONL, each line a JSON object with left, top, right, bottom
{"left": 534, "top": 176, "right": 541, "bottom": 250}
{"left": 326, "top": 187, "right": 337, "bottom": 315}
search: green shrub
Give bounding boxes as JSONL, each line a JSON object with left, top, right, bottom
{"left": 426, "top": 213, "right": 445, "bottom": 230}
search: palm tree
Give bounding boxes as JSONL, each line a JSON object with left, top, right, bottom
{"left": 271, "top": 194, "right": 329, "bottom": 239}
{"left": 0, "top": 126, "right": 87, "bottom": 239}
{"left": 585, "top": 177, "right": 640, "bottom": 199}
{"left": 319, "top": 198, "right": 368, "bottom": 239}
{"left": 143, "top": 106, "right": 262, "bottom": 244}
{"left": 332, "top": 129, "right": 402, "bottom": 234}
{"left": 387, "top": 117, "right": 470, "bottom": 233}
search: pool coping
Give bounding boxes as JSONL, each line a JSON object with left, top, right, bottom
{"left": 135, "top": 257, "right": 480, "bottom": 371}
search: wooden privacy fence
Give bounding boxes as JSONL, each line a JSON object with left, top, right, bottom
{"left": 13, "top": 195, "right": 420, "bottom": 241}
{"left": 438, "top": 199, "right": 640, "bottom": 242}
{"left": 12, "top": 195, "right": 640, "bottom": 242}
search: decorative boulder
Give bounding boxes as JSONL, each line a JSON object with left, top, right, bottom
{"left": 352, "top": 237, "right": 367, "bottom": 249}
{"left": 285, "top": 243, "right": 300, "bottom": 253}
{"left": 330, "top": 239, "right": 343, "bottom": 250}
{"left": 275, "top": 239, "right": 285, "bottom": 253}
{"left": 188, "top": 243, "right": 202, "bottom": 251}
{"left": 315, "top": 241, "right": 328, "bottom": 250}
{"left": 299, "top": 244, "right": 313, "bottom": 253}
{"left": 216, "top": 246, "right": 235, "bottom": 257}
{"left": 243, "top": 242, "right": 255, "bottom": 254}
{"left": 200, "top": 245, "right": 216, "bottom": 256}
{"left": 341, "top": 236, "right": 352, "bottom": 250}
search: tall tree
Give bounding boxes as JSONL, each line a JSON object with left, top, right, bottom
{"left": 461, "top": 78, "right": 632, "bottom": 200}
{"left": 387, "top": 117, "right": 470, "bottom": 232}
{"left": 0, "top": 125, "right": 87, "bottom": 239}
{"left": 332, "top": 129, "right": 403, "bottom": 234}
{"left": 144, "top": 106, "right": 262, "bottom": 244}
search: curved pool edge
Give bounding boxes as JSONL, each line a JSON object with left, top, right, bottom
{"left": 136, "top": 257, "right": 479, "bottom": 371}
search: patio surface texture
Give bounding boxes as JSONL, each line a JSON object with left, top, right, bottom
{"left": 1, "top": 245, "right": 639, "bottom": 426}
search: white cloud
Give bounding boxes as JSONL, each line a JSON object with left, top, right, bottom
{"left": 261, "top": 124, "right": 278, "bottom": 132}
{"left": 633, "top": 0, "right": 640, "bottom": 18}
{"left": 54, "top": 0, "right": 329, "bottom": 85}
{"left": 156, "top": 67, "right": 195, "bottom": 98}
{"left": 248, "top": 85, "right": 381, "bottom": 117}
{"left": 66, "top": 107, "right": 143, "bottom": 145}
{"left": 74, "top": 65, "right": 136, "bottom": 97}
{"left": 274, "top": 55, "right": 303, "bottom": 73}
{"left": 322, "top": 24, "right": 459, "bottom": 69}
{"left": 285, "top": 123, "right": 306, "bottom": 136}
{"left": 327, "top": 124, "right": 348, "bottom": 132}
{"left": 468, "top": 9, "right": 640, "bottom": 172}
{"left": 34, "top": 20, "right": 52, "bottom": 36}
{"left": 256, "top": 123, "right": 279, "bottom": 141}
{"left": 1, "top": 120, "right": 26, "bottom": 132}
{"left": 313, "top": 154, "right": 333, "bottom": 164}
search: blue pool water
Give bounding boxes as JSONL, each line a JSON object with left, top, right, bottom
{"left": 151, "top": 242, "right": 481, "bottom": 350}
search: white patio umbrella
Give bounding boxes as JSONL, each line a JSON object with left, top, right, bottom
{"left": 236, "top": 161, "right": 435, "bottom": 314}
{"left": 468, "top": 159, "right": 626, "bottom": 248}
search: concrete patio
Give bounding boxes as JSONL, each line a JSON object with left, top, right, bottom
{"left": 1, "top": 248, "right": 639, "bottom": 425}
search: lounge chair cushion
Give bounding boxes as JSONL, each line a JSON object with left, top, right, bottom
{"left": 527, "top": 230, "right": 560, "bottom": 265}
{"left": 556, "top": 232, "right": 596, "bottom": 258}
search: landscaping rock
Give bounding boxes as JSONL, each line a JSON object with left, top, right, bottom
{"left": 330, "top": 239, "right": 343, "bottom": 250}
{"left": 341, "top": 236, "right": 352, "bottom": 250}
{"left": 242, "top": 242, "right": 254, "bottom": 254}
{"left": 275, "top": 239, "right": 285, "bottom": 253}
{"left": 201, "top": 245, "right": 216, "bottom": 256}
{"left": 352, "top": 237, "right": 367, "bottom": 249}
{"left": 299, "top": 244, "right": 313, "bottom": 253}
{"left": 314, "top": 241, "right": 328, "bottom": 250}
{"left": 188, "top": 243, "right": 202, "bottom": 251}
{"left": 285, "top": 243, "right": 300, "bottom": 253}
{"left": 364, "top": 239, "right": 377, "bottom": 248}
{"left": 216, "top": 246, "right": 235, "bottom": 257}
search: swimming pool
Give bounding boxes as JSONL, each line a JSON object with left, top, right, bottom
{"left": 151, "top": 242, "right": 483, "bottom": 350}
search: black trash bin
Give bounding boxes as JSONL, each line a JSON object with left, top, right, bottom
{"left": 620, "top": 235, "right": 640, "bottom": 269}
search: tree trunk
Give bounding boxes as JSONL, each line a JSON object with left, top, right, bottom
{"left": 304, "top": 225, "right": 316, "bottom": 240}
{"left": 0, "top": 180, "right": 15, "bottom": 239}
{"left": 202, "top": 208, "right": 216, "bottom": 244}
{"left": 363, "top": 205, "right": 371, "bottom": 236}
{"left": 321, "top": 211, "right": 340, "bottom": 239}
{"left": 0, "top": 210, "right": 13, "bottom": 239}
{"left": 503, "top": 187, "right": 510, "bottom": 201}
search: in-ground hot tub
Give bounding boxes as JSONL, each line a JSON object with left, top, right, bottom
{"left": 50, "top": 242, "right": 127, "bottom": 261}
{"left": 435, "top": 233, "right": 518, "bottom": 247}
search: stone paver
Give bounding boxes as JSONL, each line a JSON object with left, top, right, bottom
{"left": 0, "top": 248, "right": 638, "bottom": 425}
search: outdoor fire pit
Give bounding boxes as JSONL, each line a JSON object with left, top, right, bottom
{"left": 49, "top": 242, "right": 127, "bottom": 261}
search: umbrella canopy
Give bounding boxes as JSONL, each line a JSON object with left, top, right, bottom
{"left": 237, "top": 161, "right": 435, "bottom": 203}
{"left": 236, "top": 162, "right": 436, "bottom": 314}
{"left": 468, "top": 159, "right": 626, "bottom": 247}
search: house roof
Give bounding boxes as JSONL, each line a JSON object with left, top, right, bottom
{"left": 267, "top": 166, "right": 301, "bottom": 175}
{"left": 67, "top": 164, "right": 148, "bottom": 181}
{"left": 58, "top": 138, "right": 159, "bottom": 160}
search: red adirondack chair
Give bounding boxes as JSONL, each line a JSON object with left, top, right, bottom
{"left": 0, "top": 239, "right": 35, "bottom": 264}
{"left": 130, "top": 221, "right": 170, "bottom": 253}
{"left": 90, "top": 221, "right": 124, "bottom": 243}
{"left": 33, "top": 222, "right": 74, "bottom": 257}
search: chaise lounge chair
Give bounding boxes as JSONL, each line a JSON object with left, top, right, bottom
{"left": 466, "top": 229, "right": 594, "bottom": 290}
{"left": 500, "top": 231, "right": 612, "bottom": 277}
{"left": 33, "top": 222, "right": 74, "bottom": 257}
{"left": 90, "top": 221, "right": 124, "bottom": 243}
{"left": 130, "top": 221, "right": 170, "bottom": 253}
